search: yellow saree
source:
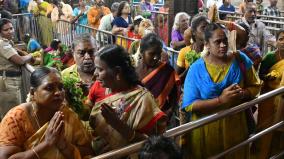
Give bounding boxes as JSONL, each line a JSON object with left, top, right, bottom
{"left": 90, "top": 86, "right": 166, "bottom": 155}
{"left": 257, "top": 59, "right": 284, "bottom": 159}
{"left": 181, "top": 53, "right": 261, "bottom": 159}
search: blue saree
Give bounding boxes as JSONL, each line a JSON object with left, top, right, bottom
{"left": 182, "top": 52, "right": 253, "bottom": 110}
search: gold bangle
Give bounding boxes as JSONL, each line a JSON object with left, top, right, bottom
{"left": 32, "top": 148, "right": 40, "bottom": 159}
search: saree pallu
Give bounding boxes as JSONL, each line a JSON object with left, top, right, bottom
{"left": 24, "top": 106, "right": 91, "bottom": 159}
{"left": 0, "top": 105, "right": 91, "bottom": 159}
{"left": 141, "top": 62, "right": 180, "bottom": 112}
{"left": 37, "top": 15, "right": 53, "bottom": 46}
{"left": 89, "top": 87, "right": 166, "bottom": 156}
{"left": 256, "top": 59, "right": 284, "bottom": 159}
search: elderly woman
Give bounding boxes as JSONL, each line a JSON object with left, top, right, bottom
{"left": 182, "top": 23, "right": 261, "bottom": 159}
{"left": 88, "top": 45, "right": 167, "bottom": 157}
{"left": 257, "top": 29, "right": 284, "bottom": 159}
{"left": 0, "top": 18, "right": 33, "bottom": 119}
{"left": 170, "top": 12, "right": 190, "bottom": 51}
{"left": 136, "top": 33, "right": 180, "bottom": 121}
{"left": 0, "top": 67, "right": 93, "bottom": 159}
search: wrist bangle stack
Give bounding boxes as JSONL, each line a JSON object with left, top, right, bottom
{"left": 32, "top": 148, "right": 40, "bottom": 159}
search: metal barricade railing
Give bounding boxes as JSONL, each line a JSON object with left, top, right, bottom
{"left": 53, "top": 19, "right": 180, "bottom": 68}
{"left": 54, "top": 20, "right": 74, "bottom": 46}
{"left": 91, "top": 86, "right": 284, "bottom": 159}
{"left": 261, "top": 19, "right": 284, "bottom": 30}
{"left": 216, "top": 10, "right": 284, "bottom": 29}
{"left": 218, "top": 10, "right": 243, "bottom": 18}
{"left": 257, "top": 15, "right": 284, "bottom": 22}
{"left": 166, "top": 47, "right": 179, "bottom": 69}
{"left": 21, "top": 64, "right": 35, "bottom": 102}
{"left": 210, "top": 121, "right": 284, "bottom": 159}
{"left": 226, "top": 14, "right": 284, "bottom": 29}
{"left": 12, "top": 13, "right": 39, "bottom": 43}
{"left": 270, "top": 150, "right": 284, "bottom": 159}
{"left": 11, "top": 13, "right": 284, "bottom": 159}
{"left": 281, "top": 11, "right": 284, "bottom": 17}
{"left": 151, "top": 10, "right": 170, "bottom": 46}
{"left": 54, "top": 19, "right": 136, "bottom": 50}
{"left": 226, "top": 15, "right": 281, "bottom": 34}
{"left": 131, "top": 4, "right": 170, "bottom": 45}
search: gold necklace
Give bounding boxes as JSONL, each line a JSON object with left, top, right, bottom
{"left": 32, "top": 103, "right": 41, "bottom": 129}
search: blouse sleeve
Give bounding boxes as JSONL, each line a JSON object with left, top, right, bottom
{"left": 0, "top": 107, "right": 33, "bottom": 147}
{"left": 171, "top": 30, "right": 180, "bottom": 42}
{"left": 0, "top": 41, "right": 18, "bottom": 59}
{"left": 177, "top": 48, "right": 186, "bottom": 68}
{"left": 111, "top": 17, "right": 119, "bottom": 27}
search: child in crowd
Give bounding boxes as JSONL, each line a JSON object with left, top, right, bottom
{"left": 139, "top": 136, "right": 182, "bottom": 159}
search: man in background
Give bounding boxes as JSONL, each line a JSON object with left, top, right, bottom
{"left": 263, "top": 0, "right": 280, "bottom": 17}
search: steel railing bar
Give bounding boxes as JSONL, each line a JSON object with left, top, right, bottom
{"left": 91, "top": 87, "right": 284, "bottom": 159}
{"left": 210, "top": 121, "right": 284, "bottom": 159}
{"left": 270, "top": 150, "right": 284, "bottom": 159}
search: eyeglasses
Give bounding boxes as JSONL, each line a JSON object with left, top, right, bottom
{"left": 76, "top": 50, "right": 95, "bottom": 57}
